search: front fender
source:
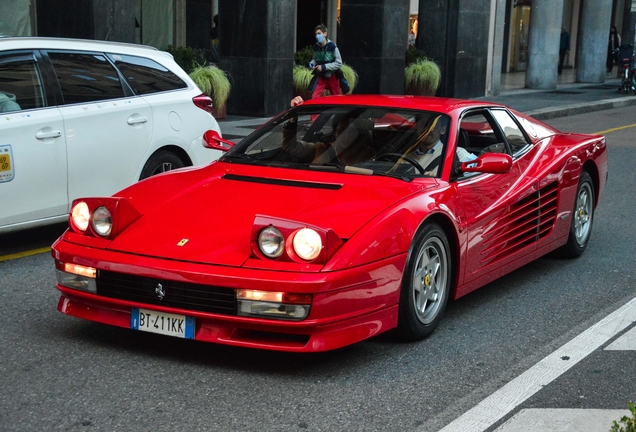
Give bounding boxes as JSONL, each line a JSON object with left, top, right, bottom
{"left": 322, "top": 184, "right": 465, "bottom": 272}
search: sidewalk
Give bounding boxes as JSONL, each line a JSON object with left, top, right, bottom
{"left": 482, "top": 73, "right": 636, "bottom": 120}
{"left": 217, "top": 71, "right": 636, "bottom": 140}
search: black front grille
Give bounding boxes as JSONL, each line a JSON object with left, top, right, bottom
{"left": 97, "top": 271, "right": 237, "bottom": 315}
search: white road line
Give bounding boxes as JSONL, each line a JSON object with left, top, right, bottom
{"left": 605, "top": 325, "right": 636, "bottom": 351}
{"left": 494, "top": 409, "right": 631, "bottom": 432}
{"left": 436, "top": 296, "right": 636, "bottom": 432}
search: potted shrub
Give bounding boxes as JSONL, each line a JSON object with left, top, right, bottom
{"left": 405, "top": 57, "right": 441, "bottom": 96}
{"left": 405, "top": 46, "right": 427, "bottom": 67}
{"left": 339, "top": 64, "right": 358, "bottom": 95}
{"left": 189, "top": 65, "right": 231, "bottom": 119}
{"left": 165, "top": 45, "right": 207, "bottom": 74}
{"left": 293, "top": 65, "right": 314, "bottom": 100}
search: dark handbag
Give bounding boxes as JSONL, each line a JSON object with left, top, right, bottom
{"left": 335, "top": 69, "right": 351, "bottom": 94}
{"left": 307, "top": 73, "right": 319, "bottom": 92}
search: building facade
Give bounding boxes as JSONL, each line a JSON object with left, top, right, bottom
{"left": 1, "top": 0, "right": 634, "bottom": 116}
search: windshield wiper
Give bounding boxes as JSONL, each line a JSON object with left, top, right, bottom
{"left": 371, "top": 171, "right": 413, "bottom": 182}
{"left": 221, "top": 154, "right": 267, "bottom": 165}
{"left": 308, "top": 162, "right": 346, "bottom": 172}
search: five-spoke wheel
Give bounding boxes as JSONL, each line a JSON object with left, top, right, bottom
{"left": 397, "top": 222, "right": 451, "bottom": 340}
{"left": 560, "top": 170, "right": 595, "bottom": 258}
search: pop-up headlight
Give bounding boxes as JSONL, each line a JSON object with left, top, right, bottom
{"left": 258, "top": 226, "right": 284, "bottom": 258}
{"left": 92, "top": 206, "right": 112, "bottom": 237}
{"left": 71, "top": 202, "right": 90, "bottom": 232}
{"left": 251, "top": 215, "right": 344, "bottom": 265}
{"left": 68, "top": 197, "right": 141, "bottom": 239}
{"left": 292, "top": 228, "right": 322, "bottom": 261}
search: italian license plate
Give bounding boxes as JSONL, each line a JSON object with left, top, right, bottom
{"left": 131, "top": 308, "right": 195, "bottom": 339}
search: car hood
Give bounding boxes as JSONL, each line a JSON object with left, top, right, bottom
{"left": 106, "top": 165, "right": 433, "bottom": 267}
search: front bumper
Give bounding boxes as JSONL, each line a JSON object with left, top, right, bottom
{"left": 52, "top": 238, "right": 406, "bottom": 352}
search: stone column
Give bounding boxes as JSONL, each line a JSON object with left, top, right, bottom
{"left": 185, "top": 0, "right": 212, "bottom": 49}
{"left": 36, "top": 0, "right": 136, "bottom": 42}
{"left": 576, "top": 0, "right": 613, "bottom": 83}
{"left": 416, "top": 0, "right": 492, "bottom": 98}
{"left": 487, "top": 0, "right": 507, "bottom": 96}
{"left": 327, "top": 0, "right": 338, "bottom": 43}
{"left": 525, "top": 0, "right": 563, "bottom": 90}
{"left": 174, "top": 0, "right": 186, "bottom": 47}
{"left": 338, "top": 0, "right": 410, "bottom": 95}
{"left": 98, "top": 0, "right": 136, "bottom": 42}
{"left": 218, "top": 0, "right": 295, "bottom": 117}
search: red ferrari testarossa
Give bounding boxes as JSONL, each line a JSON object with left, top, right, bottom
{"left": 52, "top": 95, "right": 607, "bottom": 352}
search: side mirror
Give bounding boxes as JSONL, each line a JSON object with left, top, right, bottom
{"left": 461, "top": 153, "right": 512, "bottom": 174}
{"left": 203, "top": 130, "right": 235, "bottom": 152}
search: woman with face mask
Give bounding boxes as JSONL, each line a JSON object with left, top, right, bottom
{"left": 309, "top": 24, "right": 343, "bottom": 99}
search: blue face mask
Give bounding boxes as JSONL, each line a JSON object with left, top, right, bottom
{"left": 316, "top": 33, "right": 325, "bottom": 44}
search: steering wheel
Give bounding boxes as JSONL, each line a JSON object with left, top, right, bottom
{"left": 376, "top": 153, "right": 425, "bottom": 174}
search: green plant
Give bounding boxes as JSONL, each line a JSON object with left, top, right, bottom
{"left": 405, "top": 58, "right": 441, "bottom": 96}
{"left": 189, "top": 65, "right": 231, "bottom": 108}
{"left": 293, "top": 65, "right": 314, "bottom": 97}
{"left": 294, "top": 45, "right": 314, "bottom": 67}
{"left": 611, "top": 401, "right": 636, "bottom": 432}
{"left": 165, "top": 45, "right": 207, "bottom": 74}
{"left": 340, "top": 64, "right": 358, "bottom": 95}
{"left": 405, "top": 46, "right": 427, "bottom": 66}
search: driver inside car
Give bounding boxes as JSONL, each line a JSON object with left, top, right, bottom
{"left": 281, "top": 96, "right": 375, "bottom": 165}
{"left": 406, "top": 115, "right": 476, "bottom": 176}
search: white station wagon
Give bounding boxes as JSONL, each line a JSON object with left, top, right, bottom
{"left": 0, "top": 37, "right": 224, "bottom": 233}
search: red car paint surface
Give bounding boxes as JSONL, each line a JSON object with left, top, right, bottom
{"left": 52, "top": 95, "right": 608, "bottom": 352}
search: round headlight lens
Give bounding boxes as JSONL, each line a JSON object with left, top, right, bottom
{"left": 92, "top": 206, "right": 112, "bottom": 237}
{"left": 293, "top": 228, "right": 322, "bottom": 261}
{"left": 258, "top": 226, "right": 284, "bottom": 258}
{"left": 71, "top": 202, "right": 90, "bottom": 232}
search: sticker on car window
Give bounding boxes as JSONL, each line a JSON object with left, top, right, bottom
{"left": 0, "top": 145, "right": 14, "bottom": 183}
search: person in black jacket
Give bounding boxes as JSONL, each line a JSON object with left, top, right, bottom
{"left": 607, "top": 25, "right": 622, "bottom": 76}
{"left": 558, "top": 26, "right": 570, "bottom": 75}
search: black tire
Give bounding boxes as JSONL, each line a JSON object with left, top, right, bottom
{"left": 139, "top": 150, "right": 185, "bottom": 180}
{"left": 559, "top": 171, "right": 595, "bottom": 258}
{"left": 396, "top": 222, "right": 451, "bottom": 341}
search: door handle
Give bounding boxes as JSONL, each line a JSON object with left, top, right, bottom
{"left": 35, "top": 130, "right": 62, "bottom": 139}
{"left": 127, "top": 115, "right": 148, "bottom": 125}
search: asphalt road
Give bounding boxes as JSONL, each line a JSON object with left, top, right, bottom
{"left": 1, "top": 106, "right": 635, "bottom": 432}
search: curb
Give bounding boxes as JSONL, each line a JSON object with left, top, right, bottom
{"left": 527, "top": 95, "right": 636, "bottom": 120}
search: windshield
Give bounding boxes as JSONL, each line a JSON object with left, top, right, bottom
{"left": 221, "top": 105, "right": 451, "bottom": 179}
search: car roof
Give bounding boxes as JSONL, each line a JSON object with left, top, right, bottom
{"left": 301, "top": 94, "right": 504, "bottom": 116}
{"left": 0, "top": 37, "right": 163, "bottom": 57}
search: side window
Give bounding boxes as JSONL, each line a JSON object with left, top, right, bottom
{"left": 453, "top": 110, "right": 509, "bottom": 180}
{"left": 0, "top": 54, "right": 45, "bottom": 112}
{"left": 459, "top": 111, "right": 509, "bottom": 156}
{"left": 48, "top": 52, "right": 125, "bottom": 104}
{"left": 108, "top": 54, "right": 187, "bottom": 95}
{"left": 490, "top": 109, "right": 531, "bottom": 156}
